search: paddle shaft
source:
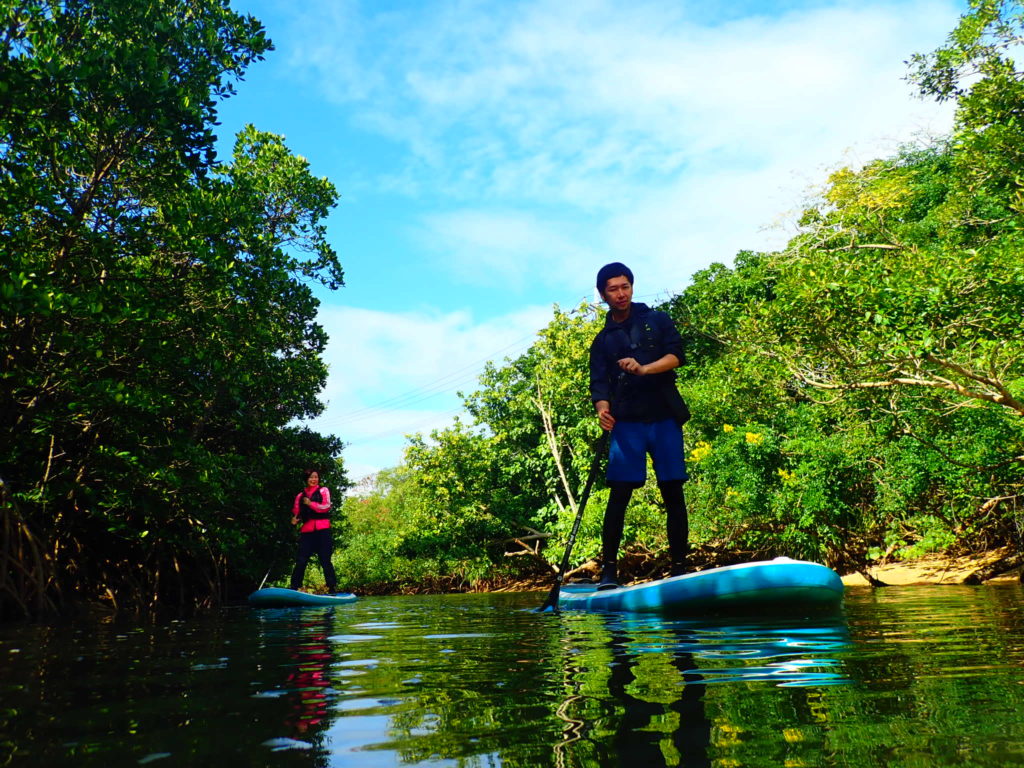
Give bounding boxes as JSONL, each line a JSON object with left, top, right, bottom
{"left": 538, "top": 369, "right": 626, "bottom": 612}
{"left": 258, "top": 553, "right": 281, "bottom": 591}
{"left": 258, "top": 566, "right": 273, "bottom": 591}
{"left": 539, "top": 431, "right": 609, "bottom": 609}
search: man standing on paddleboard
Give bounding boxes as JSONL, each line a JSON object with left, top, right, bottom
{"left": 589, "top": 263, "right": 690, "bottom": 590}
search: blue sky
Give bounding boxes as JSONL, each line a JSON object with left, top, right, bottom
{"left": 214, "top": 0, "right": 962, "bottom": 483}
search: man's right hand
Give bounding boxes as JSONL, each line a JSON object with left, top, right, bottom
{"left": 596, "top": 401, "right": 615, "bottom": 431}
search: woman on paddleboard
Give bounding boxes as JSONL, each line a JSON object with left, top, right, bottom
{"left": 289, "top": 469, "right": 339, "bottom": 594}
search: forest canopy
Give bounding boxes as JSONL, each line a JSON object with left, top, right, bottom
{"left": 0, "top": 0, "right": 347, "bottom": 617}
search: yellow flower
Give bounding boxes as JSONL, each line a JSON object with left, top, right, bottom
{"left": 745, "top": 431, "right": 763, "bottom": 445}
{"left": 777, "top": 468, "right": 795, "bottom": 483}
{"left": 688, "top": 440, "right": 712, "bottom": 463}
{"left": 783, "top": 727, "right": 804, "bottom": 743}
{"left": 723, "top": 424, "right": 734, "bottom": 433}
{"left": 725, "top": 487, "right": 739, "bottom": 499}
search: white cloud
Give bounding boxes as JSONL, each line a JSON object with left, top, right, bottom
{"left": 304, "top": 303, "right": 554, "bottom": 477}
{"left": 282, "top": 0, "right": 958, "bottom": 282}
{"left": 289, "top": 1, "right": 956, "bottom": 165}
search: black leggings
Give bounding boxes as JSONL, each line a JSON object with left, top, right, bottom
{"left": 290, "top": 529, "right": 337, "bottom": 591}
{"left": 602, "top": 480, "right": 689, "bottom": 563}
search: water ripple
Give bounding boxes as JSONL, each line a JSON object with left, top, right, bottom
{"left": 5, "top": 587, "right": 1024, "bottom": 767}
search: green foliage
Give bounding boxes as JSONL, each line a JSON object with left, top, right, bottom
{"left": 333, "top": 462, "right": 521, "bottom": 590}
{"left": 0, "top": 0, "right": 346, "bottom": 615}
{"left": 400, "top": 421, "right": 507, "bottom": 579}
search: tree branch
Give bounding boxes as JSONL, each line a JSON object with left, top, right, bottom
{"left": 791, "top": 363, "right": 1024, "bottom": 417}
{"left": 534, "top": 386, "right": 578, "bottom": 514}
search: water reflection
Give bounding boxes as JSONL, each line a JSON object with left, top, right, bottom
{"left": 551, "top": 611, "right": 850, "bottom": 767}
{"left": 6, "top": 587, "right": 1024, "bottom": 767}
{"left": 558, "top": 622, "right": 711, "bottom": 768}
{"left": 284, "top": 611, "right": 335, "bottom": 735}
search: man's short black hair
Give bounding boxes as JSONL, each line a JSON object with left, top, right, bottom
{"left": 596, "top": 262, "right": 634, "bottom": 292}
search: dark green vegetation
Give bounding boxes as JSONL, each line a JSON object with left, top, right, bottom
{"left": 0, "top": 0, "right": 346, "bottom": 618}
{"left": 335, "top": 0, "right": 1024, "bottom": 593}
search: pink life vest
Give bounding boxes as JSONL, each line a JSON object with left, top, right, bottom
{"left": 293, "top": 486, "right": 331, "bottom": 533}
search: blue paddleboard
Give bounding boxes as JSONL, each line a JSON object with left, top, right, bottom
{"left": 247, "top": 587, "right": 358, "bottom": 607}
{"left": 557, "top": 558, "right": 843, "bottom": 615}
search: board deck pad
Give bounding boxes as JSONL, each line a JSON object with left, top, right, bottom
{"left": 247, "top": 587, "right": 358, "bottom": 607}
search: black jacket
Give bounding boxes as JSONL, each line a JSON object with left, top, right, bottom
{"left": 589, "top": 302, "right": 684, "bottom": 423}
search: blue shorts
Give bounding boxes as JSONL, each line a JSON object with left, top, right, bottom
{"left": 607, "top": 418, "right": 688, "bottom": 485}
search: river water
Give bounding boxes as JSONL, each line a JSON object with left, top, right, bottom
{"left": 2, "top": 584, "right": 1023, "bottom": 767}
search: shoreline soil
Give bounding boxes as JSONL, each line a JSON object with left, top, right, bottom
{"left": 451, "top": 546, "right": 1024, "bottom": 595}
{"left": 839, "top": 545, "right": 1022, "bottom": 587}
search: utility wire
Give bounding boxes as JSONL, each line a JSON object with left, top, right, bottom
{"left": 329, "top": 332, "right": 536, "bottom": 421}
{"left": 318, "top": 286, "right": 684, "bottom": 444}
{"left": 341, "top": 406, "right": 467, "bottom": 447}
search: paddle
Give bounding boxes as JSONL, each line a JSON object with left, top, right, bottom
{"left": 538, "top": 430, "right": 611, "bottom": 612}
{"left": 258, "top": 561, "right": 276, "bottom": 591}
{"left": 538, "top": 372, "right": 624, "bottom": 613}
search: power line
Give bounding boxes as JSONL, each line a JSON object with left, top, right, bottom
{"left": 342, "top": 333, "right": 532, "bottom": 416}
{"left": 340, "top": 406, "right": 468, "bottom": 447}
{"left": 319, "top": 288, "right": 685, "bottom": 447}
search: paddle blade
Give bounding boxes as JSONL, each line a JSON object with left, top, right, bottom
{"left": 536, "top": 582, "right": 561, "bottom": 613}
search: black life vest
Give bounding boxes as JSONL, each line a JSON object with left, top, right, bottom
{"left": 602, "top": 311, "right": 690, "bottom": 424}
{"left": 300, "top": 487, "right": 330, "bottom": 523}
{"left": 602, "top": 310, "right": 672, "bottom": 367}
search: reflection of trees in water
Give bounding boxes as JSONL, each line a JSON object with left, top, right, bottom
{"left": 382, "top": 628, "right": 566, "bottom": 765}
{"left": 607, "top": 628, "right": 711, "bottom": 767}
{"left": 553, "top": 619, "right": 711, "bottom": 768}
{"left": 825, "top": 587, "right": 1024, "bottom": 766}
{"left": 273, "top": 599, "right": 851, "bottom": 767}
{"left": 552, "top": 613, "right": 852, "bottom": 767}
